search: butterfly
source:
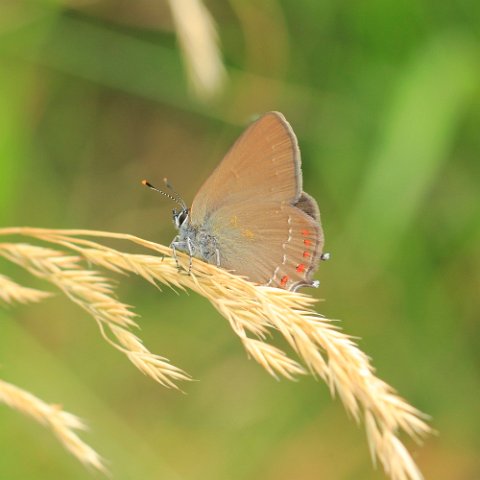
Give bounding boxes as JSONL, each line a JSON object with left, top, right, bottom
{"left": 143, "top": 111, "right": 327, "bottom": 291}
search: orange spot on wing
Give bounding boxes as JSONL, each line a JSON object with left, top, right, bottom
{"left": 303, "top": 251, "right": 311, "bottom": 258}
{"left": 304, "top": 239, "right": 312, "bottom": 246}
{"left": 301, "top": 229, "right": 310, "bottom": 236}
{"left": 242, "top": 229, "right": 255, "bottom": 239}
{"left": 280, "top": 275, "right": 289, "bottom": 287}
{"left": 296, "top": 264, "right": 306, "bottom": 273}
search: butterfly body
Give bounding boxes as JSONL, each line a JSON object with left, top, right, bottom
{"left": 173, "top": 216, "right": 221, "bottom": 267}
{"left": 167, "top": 111, "right": 326, "bottom": 292}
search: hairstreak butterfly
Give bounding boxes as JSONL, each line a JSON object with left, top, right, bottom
{"left": 143, "top": 111, "right": 328, "bottom": 291}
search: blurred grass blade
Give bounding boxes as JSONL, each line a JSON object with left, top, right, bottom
{"left": 0, "top": 7, "right": 60, "bottom": 225}
{"left": 346, "top": 33, "right": 478, "bottom": 270}
{"left": 0, "top": 15, "right": 189, "bottom": 111}
{"left": 167, "top": 0, "right": 227, "bottom": 100}
{"left": 0, "top": 378, "right": 106, "bottom": 473}
{"left": 0, "top": 65, "right": 29, "bottom": 225}
{"left": 0, "top": 14, "right": 314, "bottom": 125}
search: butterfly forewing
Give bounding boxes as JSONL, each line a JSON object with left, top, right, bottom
{"left": 190, "top": 112, "right": 302, "bottom": 222}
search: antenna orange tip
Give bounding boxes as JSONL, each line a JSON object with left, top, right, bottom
{"left": 141, "top": 179, "right": 147, "bottom": 186}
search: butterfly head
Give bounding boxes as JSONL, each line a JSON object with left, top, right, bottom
{"left": 142, "top": 178, "right": 189, "bottom": 231}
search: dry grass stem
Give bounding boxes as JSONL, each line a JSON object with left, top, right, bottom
{"left": 0, "top": 379, "right": 105, "bottom": 472}
{"left": 167, "top": 0, "right": 227, "bottom": 99}
{"left": 0, "top": 226, "right": 431, "bottom": 480}
{"left": 0, "top": 273, "right": 52, "bottom": 305}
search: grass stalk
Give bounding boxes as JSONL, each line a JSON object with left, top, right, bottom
{"left": 0, "top": 226, "right": 431, "bottom": 479}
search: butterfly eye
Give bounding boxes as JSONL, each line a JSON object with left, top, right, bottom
{"left": 179, "top": 211, "right": 187, "bottom": 225}
{"left": 173, "top": 209, "right": 189, "bottom": 229}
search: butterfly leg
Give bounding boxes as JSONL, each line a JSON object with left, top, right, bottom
{"left": 171, "top": 236, "right": 188, "bottom": 273}
{"left": 186, "top": 237, "right": 194, "bottom": 274}
{"left": 170, "top": 239, "right": 181, "bottom": 271}
{"left": 170, "top": 237, "right": 195, "bottom": 275}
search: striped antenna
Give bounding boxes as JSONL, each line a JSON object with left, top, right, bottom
{"left": 141, "top": 179, "right": 184, "bottom": 207}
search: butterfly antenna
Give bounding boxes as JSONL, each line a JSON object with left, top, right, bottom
{"left": 163, "top": 177, "right": 187, "bottom": 210}
{"left": 141, "top": 179, "right": 184, "bottom": 207}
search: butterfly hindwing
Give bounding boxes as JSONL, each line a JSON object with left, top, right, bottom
{"left": 202, "top": 199, "right": 323, "bottom": 289}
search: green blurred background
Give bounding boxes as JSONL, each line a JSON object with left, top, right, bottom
{"left": 1, "top": 1, "right": 479, "bottom": 479}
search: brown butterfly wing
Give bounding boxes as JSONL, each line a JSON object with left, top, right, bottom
{"left": 204, "top": 199, "right": 324, "bottom": 290}
{"left": 189, "top": 111, "right": 324, "bottom": 290}
{"left": 190, "top": 112, "right": 302, "bottom": 222}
